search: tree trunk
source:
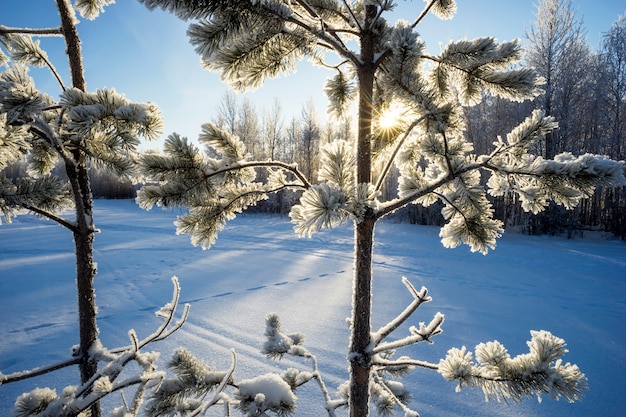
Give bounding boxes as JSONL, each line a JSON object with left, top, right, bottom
{"left": 72, "top": 162, "right": 100, "bottom": 417}
{"left": 349, "top": 216, "right": 375, "bottom": 417}
{"left": 57, "top": 1, "right": 101, "bottom": 416}
{"left": 349, "top": 5, "right": 377, "bottom": 417}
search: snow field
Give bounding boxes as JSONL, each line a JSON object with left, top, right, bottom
{"left": 0, "top": 199, "right": 624, "bottom": 416}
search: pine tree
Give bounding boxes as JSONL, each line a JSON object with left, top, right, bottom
{"left": 0, "top": 2, "right": 182, "bottom": 416}
{"left": 135, "top": 1, "right": 625, "bottom": 416}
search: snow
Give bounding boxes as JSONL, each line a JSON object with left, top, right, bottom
{"left": 1, "top": 199, "right": 625, "bottom": 416}
{"left": 237, "top": 373, "right": 297, "bottom": 414}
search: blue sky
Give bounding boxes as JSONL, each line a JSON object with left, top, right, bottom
{"left": 1, "top": 0, "right": 624, "bottom": 147}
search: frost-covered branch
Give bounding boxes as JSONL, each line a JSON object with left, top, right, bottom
{"left": 10, "top": 277, "right": 188, "bottom": 417}
{"left": 439, "top": 331, "right": 588, "bottom": 403}
{"left": 261, "top": 313, "right": 345, "bottom": 416}
{"left": 372, "top": 277, "right": 432, "bottom": 345}
{"left": 0, "top": 357, "right": 80, "bottom": 385}
{"left": 0, "top": 26, "right": 63, "bottom": 37}
{"left": 336, "top": 0, "right": 359, "bottom": 32}
{"left": 138, "top": 129, "right": 312, "bottom": 249}
{"left": 373, "top": 312, "right": 444, "bottom": 354}
{"left": 0, "top": 32, "right": 66, "bottom": 89}
{"left": 371, "top": 372, "right": 420, "bottom": 417}
{"left": 373, "top": 356, "right": 439, "bottom": 371}
{"left": 411, "top": 0, "right": 443, "bottom": 29}
{"left": 206, "top": 160, "right": 312, "bottom": 190}
{"left": 110, "top": 276, "right": 190, "bottom": 354}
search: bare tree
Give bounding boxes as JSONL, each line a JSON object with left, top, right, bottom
{"left": 262, "top": 98, "right": 284, "bottom": 160}
{"left": 214, "top": 91, "right": 239, "bottom": 135}
{"left": 237, "top": 97, "right": 261, "bottom": 159}
{"left": 598, "top": 14, "right": 626, "bottom": 159}
{"left": 284, "top": 114, "right": 302, "bottom": 164}
{"left": 299, "top": 98, "right": 321, "bottom": 181}
{"left": 525, "top": 0, "right": 587, "bottom": 158}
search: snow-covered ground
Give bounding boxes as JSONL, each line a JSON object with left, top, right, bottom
{"left": 0, "top": 199, "right": 624, "bottom": 416}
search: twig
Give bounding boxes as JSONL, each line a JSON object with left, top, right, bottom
{"left": 411, "top": 0, "right": 438, "bottom": 29}
{"left": 375, "top": 114, "right": 429, "bottom": 192}
{"left": 371, "top": 278, "right": 431, "bottom": 345}
{"left": 0, "top": 357, "right": 80, "bottom": 385}
{"left": 373, "top": 312, "right": 444, "bottom": 354}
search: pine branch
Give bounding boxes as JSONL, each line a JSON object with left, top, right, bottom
{"left": 222, "top": 160, "right": 312, "bottom": 188}
{"left": 341, "top": 0, "right": 362, "bottom": 32}
{"left": 0, "top": 357, "right": 81, "bottom": 385}
{"left": 139, "top": 160, "right": 309, "bottom": 220}
{"left": 439, "top": 331, "right": 588, "bottom": 403}
{"left": 371, "top": 373, "right": 420, "bottom": 417}
{"left": 376, "top": 170, "right": 455, "bottom": 218}
{"left": 411, "top": 0, "right": 439, "bottom": 29}
{"left": 441, "top": 131, "right": 455, "bottom": 174}
{"left": 24, "top": 204, "right": 77, "bottom": 231}
{"left": 70, "top": 373, "right": 162, "bottom": 417}
{"left": 0, "top": 26, "right": 63, "bottom": 37}
{"left": 1, "top": 32, "right": 67, "bottom": 90}
{"left": 187, "top": 350, "right": 237, "bottom": 417}
{"left": 373, "top": 357, "right": 439, "bottom": 371}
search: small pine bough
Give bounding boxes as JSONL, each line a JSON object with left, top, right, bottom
{"left": 3, "top": 277, "right": 189, "bottom": 417}
{"left": 144, "top": 277, "right": 587, "bottom": 417}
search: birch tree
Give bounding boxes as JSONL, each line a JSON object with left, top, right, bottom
{"left": 598, "top": 14, "right": 626, "bottom": 159}
{"left": 136, "top": 1, "right": 625, "bottom": 416}
{"left": 0, "top": 2, "right": 185, "bottom": 416}
{"left": 525, "top": 0, "right": 587, "bottom": 159}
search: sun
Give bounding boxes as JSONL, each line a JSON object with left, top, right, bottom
{"left": 377, "top": 103, "right": 405, "bottom": 130}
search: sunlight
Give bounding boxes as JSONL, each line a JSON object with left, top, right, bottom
{"left": 377, "top": 102, "right": 405, "bottom": 130}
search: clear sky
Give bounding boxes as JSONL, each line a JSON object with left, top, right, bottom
{"left": 1, "top": 0, "right": 624, "bottom": 147}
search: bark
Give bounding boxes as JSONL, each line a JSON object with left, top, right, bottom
{"left": 348, "top": 5, "right": 377, "bottom": 417}
{"left": 349, "top": 215, "right": 375, "bottom": 417}
{"left": 56, "top": 1, "right": 100, "bottom": 416}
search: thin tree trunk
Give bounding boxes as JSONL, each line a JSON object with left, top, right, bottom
{"left": 57, "top": 1, "right": 101, "bottom": 416}
{"left": 350, "top": 216, "right": 375, "bottom": 417}
{"left": 72, "top": 162, "right": 99, "bottom": 416}
{"left": 349, "top": 5, "right": 377, "bottom": 417}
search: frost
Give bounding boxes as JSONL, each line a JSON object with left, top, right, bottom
{"left": 289, "top": 183, "right": 349, "bottom": 237}
{"left": 317, "top": 140, "right": 355, "bottom": 188}
{"left": 92, "top": 376, "right": 113, "bottom": 395}
{"left": 438, "top": 346, "right": 474, "bottom": 391}
{"left": 527, "top": 330, "right": 568, "bottom": 364}
{"left": 88, "top": 338, "right": 116, "bottom": 362}
{"left": 350, "top": 183, "right": 380, "bottom": 221}
{"left": 12, "top": 387, "right": 58, "bottom": 417}
{"left": 439, "top": 330, "right": 587, "bottom": 402}
{"left": 475, "top": 340, "right": 510, "bottom": 369}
